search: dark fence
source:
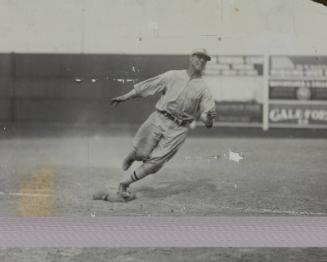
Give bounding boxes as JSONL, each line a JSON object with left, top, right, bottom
{"left": 0, "top": 53, "right": 188, "bottom": 125}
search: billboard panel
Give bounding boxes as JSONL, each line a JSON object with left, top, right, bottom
{"left": 269, "top": 56, "right": 327, "bottom": 101}
{"left": 205, "top": 55, "right": 264, "bottom": 124}
{"left": 269, "top": 103, "right": 327, "bottom": 127}
{"left": 269, "top": 79, "right": 327, "bottom": 100}
{"left": 268, "top": 56, "right": 327, "bottom": 129}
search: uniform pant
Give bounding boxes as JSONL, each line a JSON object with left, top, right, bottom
{"left": 131, "top": 111, "right": 189, "bottom": 178}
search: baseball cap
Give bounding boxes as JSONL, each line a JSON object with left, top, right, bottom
{"left": 191, "top": 48, "right": 211, "bottom": 61}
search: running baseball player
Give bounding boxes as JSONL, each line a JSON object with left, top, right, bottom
{"left": 97, "top": 48, "right": 216, "bottom": 201}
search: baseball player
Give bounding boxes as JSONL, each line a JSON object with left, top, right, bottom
{"left": 102, "top": 48, "right": 216, "bottom": 200}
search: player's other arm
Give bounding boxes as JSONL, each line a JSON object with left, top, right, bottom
{"left": 111, "top": 71, "right": 170, "bottom": 107}
{"left": 199, "top": 88, "right": 216, "bottom": 128}
{"left": 111, "top": 89, "right": 137, "bottom": 107}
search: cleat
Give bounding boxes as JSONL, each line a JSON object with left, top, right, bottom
{"left": 118, "top": 183, "right": 130, "bottom": 198}
{"left": 92, "top": 190, "right": 108, "bottom": 200}
{"left": 93, "top": 189, "right": 135, "bottom": 202}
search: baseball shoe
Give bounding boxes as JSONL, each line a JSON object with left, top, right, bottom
{"left": 93, "top": 188, "right": 136, "bottom": 202}
{"left": 92, "top": 190, "right": 109, "bottom": 201}
{"left": 118, "top": 183, "right": 131, "bottom": 198}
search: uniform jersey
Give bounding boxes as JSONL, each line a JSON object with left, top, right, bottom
{"left": 134, "top": 70, "right": 216, "bottom": 122}
{"left": 130, "top": 70, "right": 216, "bottom": 177}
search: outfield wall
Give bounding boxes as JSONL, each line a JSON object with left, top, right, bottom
{"left": 0, "top": 54, "right": 188, "bottom": 124}
{"left": 1, "top": 53, "right": 326, "bottom": 129}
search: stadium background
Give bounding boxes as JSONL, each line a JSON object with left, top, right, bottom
{"left": 0, "top": 1, "right": 327, "bottom": 261}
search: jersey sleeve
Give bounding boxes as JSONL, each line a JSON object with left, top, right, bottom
{"left": 134, "top": 71, "right": 171, "bottom": 97}
{"left": 200, "top": 87, "right": 216, "bottom": 115}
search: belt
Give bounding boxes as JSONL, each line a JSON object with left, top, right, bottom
{"left": 156, "top": 110, "right": 191, "bottom": 126}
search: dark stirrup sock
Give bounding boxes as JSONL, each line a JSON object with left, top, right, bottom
{"left": 130, "top": 171, "right": 139, "bottom": 182}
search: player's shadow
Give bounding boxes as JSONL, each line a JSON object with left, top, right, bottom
{"left": 136, "top": 178, "right": 216, "bottom": 199}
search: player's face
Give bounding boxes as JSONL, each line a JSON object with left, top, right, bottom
{"left": 190, "top": 54, "right": 208, "bottom": 73}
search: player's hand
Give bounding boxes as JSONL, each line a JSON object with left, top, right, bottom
{"left": 205, "top": 111, "right": 216, "bottom": 128}
{"left": 111, "top": 96, "right": 125, "bottom": 107}
{"left": 207, "top": 111, "right": 216, "bottom": 120}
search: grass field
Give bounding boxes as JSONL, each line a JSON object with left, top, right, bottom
{"left": 0, "top": 129, "right": 326, "bottom": 217}
{"left": 1, "top": 129, "right": 326, "bottom": 261}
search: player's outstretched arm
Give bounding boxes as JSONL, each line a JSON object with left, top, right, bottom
{"left": 111, "top": 89, "right": 137, "bottom": 107}
{"left": 200, "top": 111, "right": 216, "bottom": 128}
